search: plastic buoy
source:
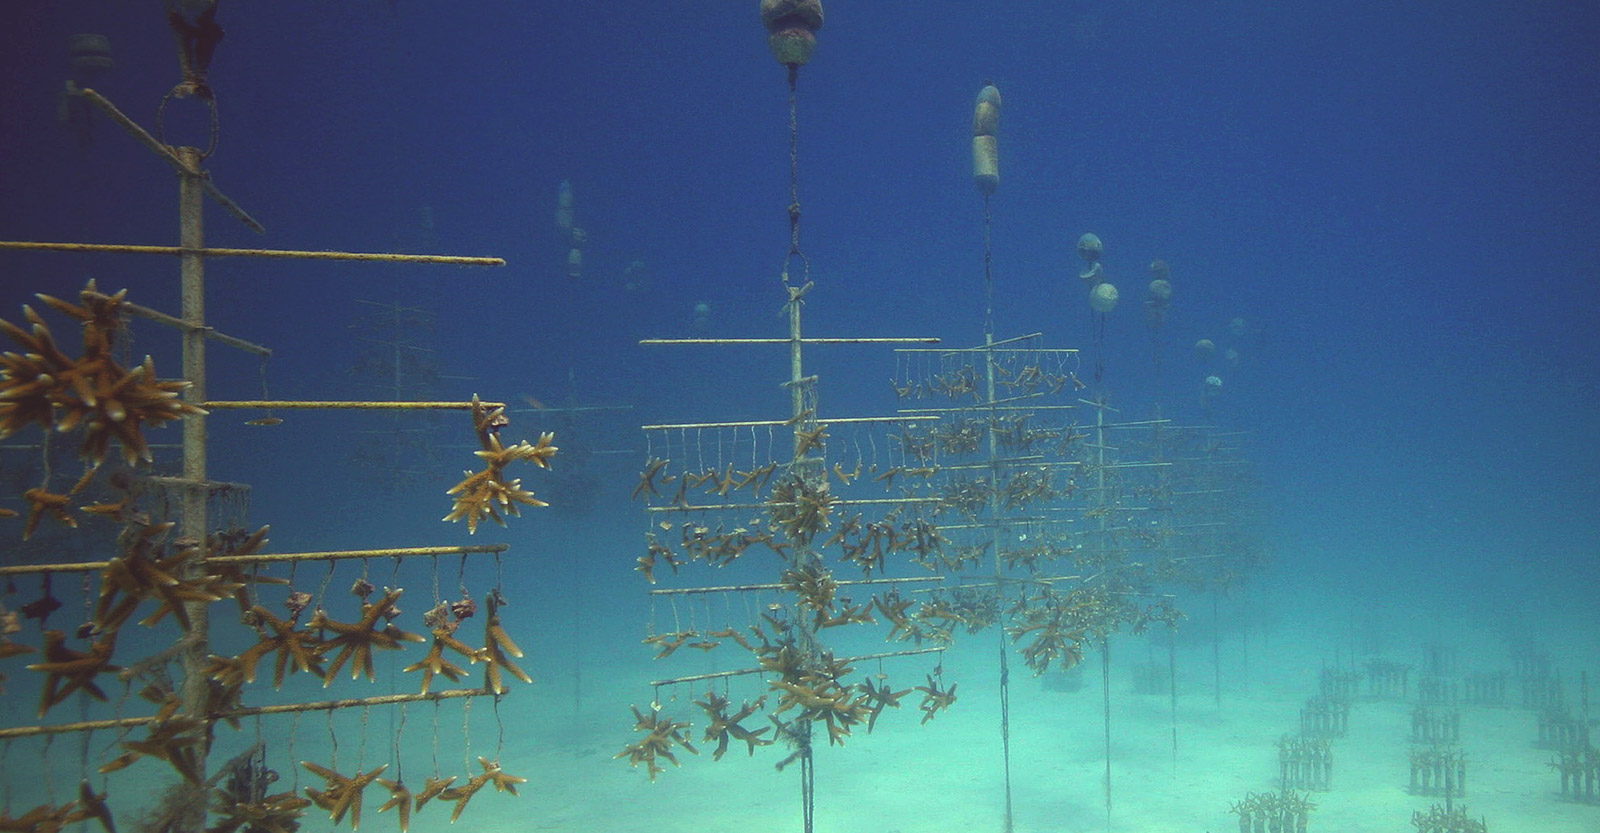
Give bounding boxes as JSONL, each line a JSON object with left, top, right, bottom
{"left": 69, "top": 34, "right": 113, "bottom": 76}
{"left": 972, "top": 83, "right": 1001, "bottom": 195}
{"left": 761, "top": 0, "right": 824, "bottom": 67}
{"left": 1090, "top": 282, "right": 1119, "bottom": 313}
{"left": 1077, "top": 233, "right": 1103, "bottom": 263}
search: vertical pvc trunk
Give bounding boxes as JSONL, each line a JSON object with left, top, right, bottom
{"left": 175, "top": 145, "right": 211, "bottom": 833}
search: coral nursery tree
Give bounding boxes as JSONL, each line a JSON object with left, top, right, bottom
{"left": 0, "top": 10, "right": 554, "bottom": 833}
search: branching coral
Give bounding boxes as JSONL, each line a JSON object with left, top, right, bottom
{"left": 479, "top": 592, "right": 531, "bottom": 694}
{"left": 765, "top": 470, "right": 835, "bottom": 545}
{"left": 857, "top": 676, "right": 913, "bottom": 732}
{"left": 0, "top": 281, "right": 205, "bottom": 469}
{"left": 616, "top": 705, "right": 698, "bottom": 781}
{"left": 214, "top": 603, "right": 326, "bottom": 689}
{"left": 437, "top": 757, "right": 526, "bottom": 823}
{"left": 93, "top": 520, "right": 243, "bottom": 634}
{"left": 311, "top": 588, "right": 423, "bottom": 686}
{"left": 302, "top": 761, "right": 388, "bottom": 830}
{"left": 694, "top": 691, "right": 771, "bottom": 760}
{"left": 443, "top": 396, "right": 557, "bottom": 533}
{"left": 403, "top": 602, "right": 481, "bottom": 693}
{"left": 914, "top": 674, "right": 958, "bottom": 724}
{"left": 26, "top": 629, "right": 121, "bottom": 717}
{"left": 0, "top": 783, "right": 116, "bottom": 833}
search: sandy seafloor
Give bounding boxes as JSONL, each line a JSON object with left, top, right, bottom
{"left": 40, "top": 595, "right": 1594, "bottom": 833}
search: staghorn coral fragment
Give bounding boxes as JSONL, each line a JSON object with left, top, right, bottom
{"left": 311, "top": 588, "right": 423, "bottom": 686}
{"left": 21, "top": 488, "right": 76, "bottom": 540}
{"left": 411, "top": 775, "right": 455, "bottom": 812}
{"left": 915, "top": 674, "right": 958, "bottom": 724}
{"left": 375, "top": 778, "right": 413, "bottom": 833}
{"left": 480, "top": 592, "right": 531, "bottom": 694}
{"left": 94, "top": 522, "right": 239, "bottom": 634}
{"left": 443, "top": 396, "right": 556, "bottom": 533}
{"left": 72, "top": 780, "right": 116, "bottom": 833}
{"left": 0, "top": 801, "right": 84, "bottom": 833}
{"left": 100, "top": 713, "right": 206, "bottom": 784}
{"left": 302, "top": 761, "right": 388, "bottom": 830}
{"left": 402, "top": 623, "right": 477, "bottom": 693}
{"left": 435, "top": 759, "right": 525, "bottom": 826}
{"left": 615, "top": 705, "right": 698, "bottom": 781}
{"left": 227, "top": 604, "right": 326, "bottom": 688}
{"left": 0, "top": 283, "right": 204, "bottom": 469}
{"left": 27, "top": 629, "right": 120, "bottom": 717}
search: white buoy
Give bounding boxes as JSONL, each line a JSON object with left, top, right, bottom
{"left": 68, "top": 34, "right": 114, "bottom": 76}
{"left": 761, "top": 0, "right": 824, "bottom": 67}
{"left": 1077, "top": 233, "right": 1103, "bottom": 263}
{"left": 972, "top": 83, "right": 1001, "bottom": 195}
{"left": 1089, "top": 282, "right": 1119, "bottom": 313}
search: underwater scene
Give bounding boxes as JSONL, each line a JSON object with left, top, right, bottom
{"left": 1, "top": 2, "right": 1597, "bottom": 832}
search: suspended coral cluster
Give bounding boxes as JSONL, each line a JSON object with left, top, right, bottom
{"left": 0, "top": 280, "right": 203, "bottom": 468}
{"left": 443, "top": 396, "right": 558, "bottom": 533}
{"left": 0, "top": 781, "right": 115, "bottom": 833}
{"left": 617, "top": 705, "right": 700, "bottom": 781}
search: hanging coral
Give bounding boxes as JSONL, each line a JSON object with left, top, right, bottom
{"left": 0, "top": 280, "right": 204, "bottom": 467}
{"left": 443, "top": 396, "right": 557, "bottom": 533}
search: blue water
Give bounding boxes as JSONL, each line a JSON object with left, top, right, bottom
{"left": 1, "top": 2, "right": 1597, "bottom": 831}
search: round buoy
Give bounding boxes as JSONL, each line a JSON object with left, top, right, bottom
{"left": 1195, "top": 339, "right": 1216, "bottom": 359}
{"left": 1089, "top": 282, "right": 1119, "bottom": 313}
{"left": 1147, "top": 279, "right": 1173, "bottom": 305}
{"left": 971, "top": 83, "right": 1001, "bottom": 195}
{"left": 1229, "top": 316, "right": 1247, "bottom": 336}
{"left": 1149, "top": 258, "right": 1170, "bottom": 280}
{"left": 761, "top": 0, "right": 824, "bottom": 66}
{"left": 1224, "top": 347, "right": 1240, "bottom": 366}
{"left": 1077, "top": 233, "right": 1103, "bottom": 263}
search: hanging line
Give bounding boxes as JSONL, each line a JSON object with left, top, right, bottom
{"left": 983, "top": 194, "right": 995, "bottom": 339}
{"left": 781, "top": 66, "right": 811, "bottom": 289}
{"left": 1101, "top": 635, "right": 1113, "bottom": 830}
{"left": 1149, "top": 315, "right": 1165, "bottom": 379}
{"left": 1092, "top": 311, "right": 1108, "bottom": 385}
{"left": 800, "top": 737, "right": 816, "bottom": 833}
{"left": 987, "top": 184, "right": 1011, "bottom": 833}
{"left": 999, "top": 633, "right": 1014, "bottom": 833}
